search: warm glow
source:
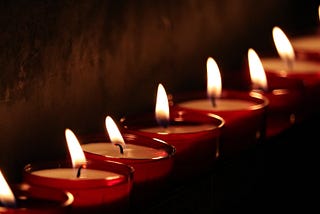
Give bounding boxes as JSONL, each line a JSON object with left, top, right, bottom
{"left": 272, "top": 26, "right": 295, "bottom": 65}
{"left": 155, "top": 83, "right": 170, "bottom": 127}
{"left": 0, "top": 170, "right": 16, "bottom": 207}
{"left": 248, "top": 48, "right": 268, "bottom": 91}
{"left": 206, "top": 57, "right": 222, "bottom": 99}
{"left": 318, "top": 5, "right": 320, "bottom": 23}
{"left": 65, "top": 129, "right": 87, "bottom": 168}
{"left": 105, "top": 116, "right": 126, "bottom": 149}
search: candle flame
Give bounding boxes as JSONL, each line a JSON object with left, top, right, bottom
{"left": 0, "top": 170, "right": 16, "bottom": 207}
{"left": 207, "top": 57, "right": 222, "bottom": 100}
{"left": 105, "top": 116, "right": 126, "bottom": 150}
{"left": 272, "top": 26, "right": 295, "bottom": 69}
{"left": 248, "top": 48, "right": 268, "bottom": 91}
{"left": 155, "top": 83, "right": 170, "bottom": 127}
{"left": 318, "top": 5, "right": 320, "bottom": 23}
{"left": 65, "top": 129, "right": 87, "bottom": 168}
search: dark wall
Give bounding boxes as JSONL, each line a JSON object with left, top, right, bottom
{"left": 0, "top": 0, "right": 318, "bottom": 181}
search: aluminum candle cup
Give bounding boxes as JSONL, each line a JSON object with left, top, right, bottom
{"left": 119, "top": 110, "right": 224, "bottom": 181}
{"left": 22, "top": 159, "right": 134, "bottom": 214}
{"left": 170, "top": 89, "right": 269, "bottom": 159}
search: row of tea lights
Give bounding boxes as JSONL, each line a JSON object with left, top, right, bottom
{"left": 1, "top": 7, "right": 320, "bottom": 214}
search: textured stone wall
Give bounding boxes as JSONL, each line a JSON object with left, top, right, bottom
{"left": 0, "top": 0, "right": 318, "bottom": 181}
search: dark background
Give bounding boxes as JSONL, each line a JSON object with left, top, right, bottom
{"left": 0, "top": 1, "right": 319, "bottom": 210}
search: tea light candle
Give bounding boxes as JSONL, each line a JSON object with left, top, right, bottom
{"left": 171, "top": 57, "right": 268, "bottom": 159}
{"left": 261, "top": 26, "right": 320, "bottom": 117}
{"left": 121, "top": 113, "right": 224, "bottom": 181}
{"left": 0, "top": 170, "right": 73, "bottom": 214}
{"left": 81, "top": 116, "right": 175, "bottom": 184}
{"left": 119, "top": 83, "right": 224, "bottom": 181}
{"left": 22, "top": 129, "right": 134, "bottom": 214}
{"left": 80, "top": 116, "right": 175, "bottom": 208}
{"left": 290, "top": 5, "right": 320, "bottom": 61}
{"left": 247, "top": 48, "right": 305, "bottom": 138}
{"left": 291, "top": 34, "right": 320, "bottom": 61}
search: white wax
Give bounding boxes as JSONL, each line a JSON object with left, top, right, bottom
{"left": 177, "top": 99, "right": 255, "bottom": 111}
{"left": 82, "top": 143, "right": 168, "bottom": 159}
{"left": 261, "top": 57, "right": 320, "bottom": 73}
{"left": 291, "top": 35, "right": 320, "bottom": 51}
{"left": 32, "top": 168, "right": 123, "bottom": 180}
{"left": 139, "top": 123, "right": 216, "bottom": 134}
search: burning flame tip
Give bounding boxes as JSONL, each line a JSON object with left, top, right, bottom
{"left": 248, "top": 48, "right": 268, "bottom": 91}
{"left": 206, "top": 57, "right": 222, "bottom": 99}
{"left": 65, "top": 128, "right": 87, "bottom": 168}
{"left": 105, "top": 116, "right": 126, "bottom": 149}
{"left": 155, "top": 83, "right": 170, "bottom": 127}
{"left": 0, "top": 170, "right": 16, "bottom": 207}
{"left": 272, "top": 26, "right": 295, "bottom": 65}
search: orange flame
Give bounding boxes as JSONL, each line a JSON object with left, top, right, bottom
{"left": 0, "top": 170, "right": 16, "bottom": 207}
{"left": 65, "top": 129, "right": 87, "bottom": 168}
{"left": 206, "top": 57, "right": 222, "bottom": 99}
{"left": 248, "top": 48, "right": 268, "bottom": 91}
{"left": 155, "top": 83, "right": 170, "bottom": 127}
{"left": 105, "top": 116, "right": 126, "bottom": 150}
{"left": 272, "top": 26, "right": 295, "bottom": 69}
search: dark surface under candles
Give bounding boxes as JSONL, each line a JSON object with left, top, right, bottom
{"left": 130, "top": 114, "right": 318, "bottom": 213}
{"left": 0, "top": 0, "right": 319, "bottom": 213}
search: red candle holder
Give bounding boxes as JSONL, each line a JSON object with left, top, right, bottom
{"left": 0, "top": 183, "right": 73, "bottom": 214}
{"left": 119, "top": 110, "right": 224, "bottom": 181}
{"left": 170, "top": 89, "right": 268, "bottom": 159}
{"left": 260, "top": 72, "right": 306, "bottom": 137}
{"left": 291, "top": 34, "right": 320, "bottom": 62}
{"left": 242, "top": 63, "right": 307, "bottom": 138}
{"left": 261, "top": 57, "right": 320, "bottom": 119}
{"left": 22, "top": 159, "right": 134, "bottom": 214}
{"left": 78, "top": 132, "right": 175, "bottom": 205}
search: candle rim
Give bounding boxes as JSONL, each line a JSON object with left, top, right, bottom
{"left": 170, "top": 89, "right": 269, "bottom": 111}
{"left": 82, "top": 142, "right": 172, "bottom": 161}
{"left": 78, "top": 132, "right": 176, "bottom": 160}
{"left": 0, "top": 183, "right": 74, "bottom": 210}
{"left": 119, "top": 109, "right": 225, "bottom": 134}
{"left": 23, "top": 159, "right": 134, "bottom": 189}
{"left": 261, "top": 57, "right": 320, "bottom": 73}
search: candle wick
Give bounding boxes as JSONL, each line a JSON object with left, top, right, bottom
{"left": 209, "top": 96, "right": 216, "bottom": 107}
{"left": 0, "top": 201, "right": 16, "bottom": 208}
{"left": 156, "top": 119, "right": 169, "bottom": 129}
{"left": 285, "top": 58, "right": 294, "bottom": 71}
{"left": 76, "top": 164, "right": 86, "bottom": 178}
{"left": 252, "top": 86, "right": 266, "bottom": 93}
{"left": 115, "top": 143, "right": 124, "bottom": 154}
